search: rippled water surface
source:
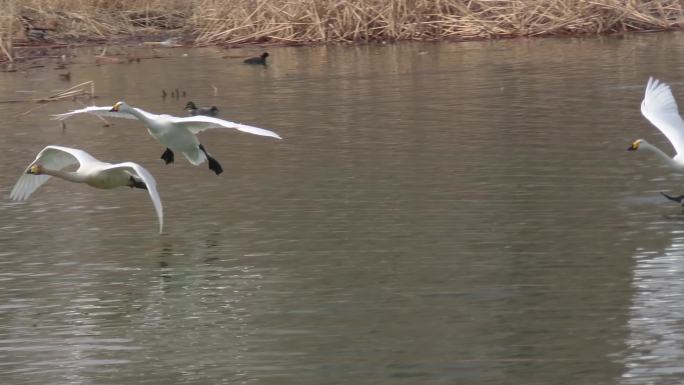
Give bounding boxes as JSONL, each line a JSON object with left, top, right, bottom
{"left": 2, "top": 33, "right": 684, "bottom": 384}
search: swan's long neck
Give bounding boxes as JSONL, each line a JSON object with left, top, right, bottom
{"left": 640, "top": 141, "right": 681, "bottom": 170}
{"left": 122, "top": 105, "right": 149, "bottom": 124}
{"left": 42, "top": 168, "right": 87, "bottom": 183}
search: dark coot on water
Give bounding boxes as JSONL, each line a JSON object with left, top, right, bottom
{"left": 244, "top": 52, "right": 269, "bottom": 65}
{"left": 185, "top": 101, "right": 219, "bottom": 117}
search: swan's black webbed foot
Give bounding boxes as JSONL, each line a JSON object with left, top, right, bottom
{"left": 661, "top": 192, "right": 684, "bottom": 205}
{"left": 207, "top": 157, "right": 223, "bottom": 175}
{"left": 199, "top": 144, "right": 223, "bottom": 175}
{"left": 161, "top": 148, "right": 174, "bottom": 164}
{"left": 129, "top": 176, "right": 148, "bottom": 190}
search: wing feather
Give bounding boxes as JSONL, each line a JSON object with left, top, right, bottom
{"left": 51, "top": 105, "right": 139, "bottom": 121}
{"left": 9, "top": 146, "right": 92, "bottom": 201}
{"left": 169, "top": 115, "right": 282, "bottom": 139}
{"left": 104, "top": 162, "right": 164, "bottom": 233}
{"left": 641, "top": 77, "right": 684, "bottom": 156}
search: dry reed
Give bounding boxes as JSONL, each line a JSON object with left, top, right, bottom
{"left": 0, "top": 0, "right": 681, "bottom": 58}
{"left": 191, "top": 0, "right": 684, "bottom": 44}
{"left": 0, "top": 80, "right": 95, "bottom": 103}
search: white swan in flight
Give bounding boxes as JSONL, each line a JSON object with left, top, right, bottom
{"left": 52, "top": 102, "right": 282, "bottom": 175}
{"left": 10, "top": 145, "right": 163, "bottom": 233}
{"left": 629, "top": 77, "right": 684, "bottom": 204}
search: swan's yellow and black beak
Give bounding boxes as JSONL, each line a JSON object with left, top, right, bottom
{"left": 28, "top": 164, "right": 41, "bottom": 174}
{"left": 627, "top": 140, "right": 641, "bottom": 151}
{"left": 110, "top": 102, "right": 122, "bottom": 112}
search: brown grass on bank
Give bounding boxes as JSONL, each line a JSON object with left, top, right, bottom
{"left": 0, "top": 0, "right": 682, "bottom": 59}
{"left": 192, "top": 0, "right": 684, "bottom": 45}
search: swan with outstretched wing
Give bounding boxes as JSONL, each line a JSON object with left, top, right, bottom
{"left": 628, "top": 77, "right": 684, "bottom": 205}
{"left": 53, "top": 102, "right": 282, "bottom": 175}
{"left": 10, "top": 145, "right": 163, "bottom": 233}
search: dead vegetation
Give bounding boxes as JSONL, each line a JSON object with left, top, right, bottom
{"left": 0, "top": 80, "right": 95, "bottom": 104}
{"left": 192, "top": 0, "right": 684, "bottom": 45}
{"left": 0, "top": 0, "right": 682, "bottom": 60}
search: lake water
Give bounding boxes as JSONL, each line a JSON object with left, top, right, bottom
{"left": 1, "top": 32, "right": 684, "bottom": 384}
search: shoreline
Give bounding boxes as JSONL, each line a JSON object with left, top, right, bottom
{"left": 2, "top": 26, "right": 680, "bottom": 61}
{"left": 0, "top": 27, "right": 678, "bottom": 74}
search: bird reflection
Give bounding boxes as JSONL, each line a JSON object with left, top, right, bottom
{"left": 201, "top": 229, "right": 222, "bottom": 264}
{"left": 158, "top": 244, "right": 173, "bottom": 284}
{"left": 623, "top": 231, "right": 684, "bottom": 383}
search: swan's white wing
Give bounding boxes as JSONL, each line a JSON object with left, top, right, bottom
{"left": 169, "top": 115, "right": 282, "bottom": 139}
{"left": 50, "top": 106, "right": 159, "bottom": 121}
{"left": 641, "top": 77, "right": 684, "bottom": 156}
{"left": 9, "top": 145, "right": 95, "bottom": 201}
{"left": 104, "top": 162, "right": 163, "bottom": 233}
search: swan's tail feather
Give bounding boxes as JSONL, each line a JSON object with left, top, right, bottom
{"left": 181, "top": 147, "right": 206, "bottom": 166}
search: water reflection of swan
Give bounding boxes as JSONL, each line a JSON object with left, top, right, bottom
{"left": 9, "top": 145, "right": 163, "bottom": 233}
{"left": 52, "top": 101, "right": 282, "bottom": 175}
{"left": 628, "top": 77, "right": 684, "bottom": 203}
{"left": 623, "top": 232, "right": 684, "bottom": 383}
